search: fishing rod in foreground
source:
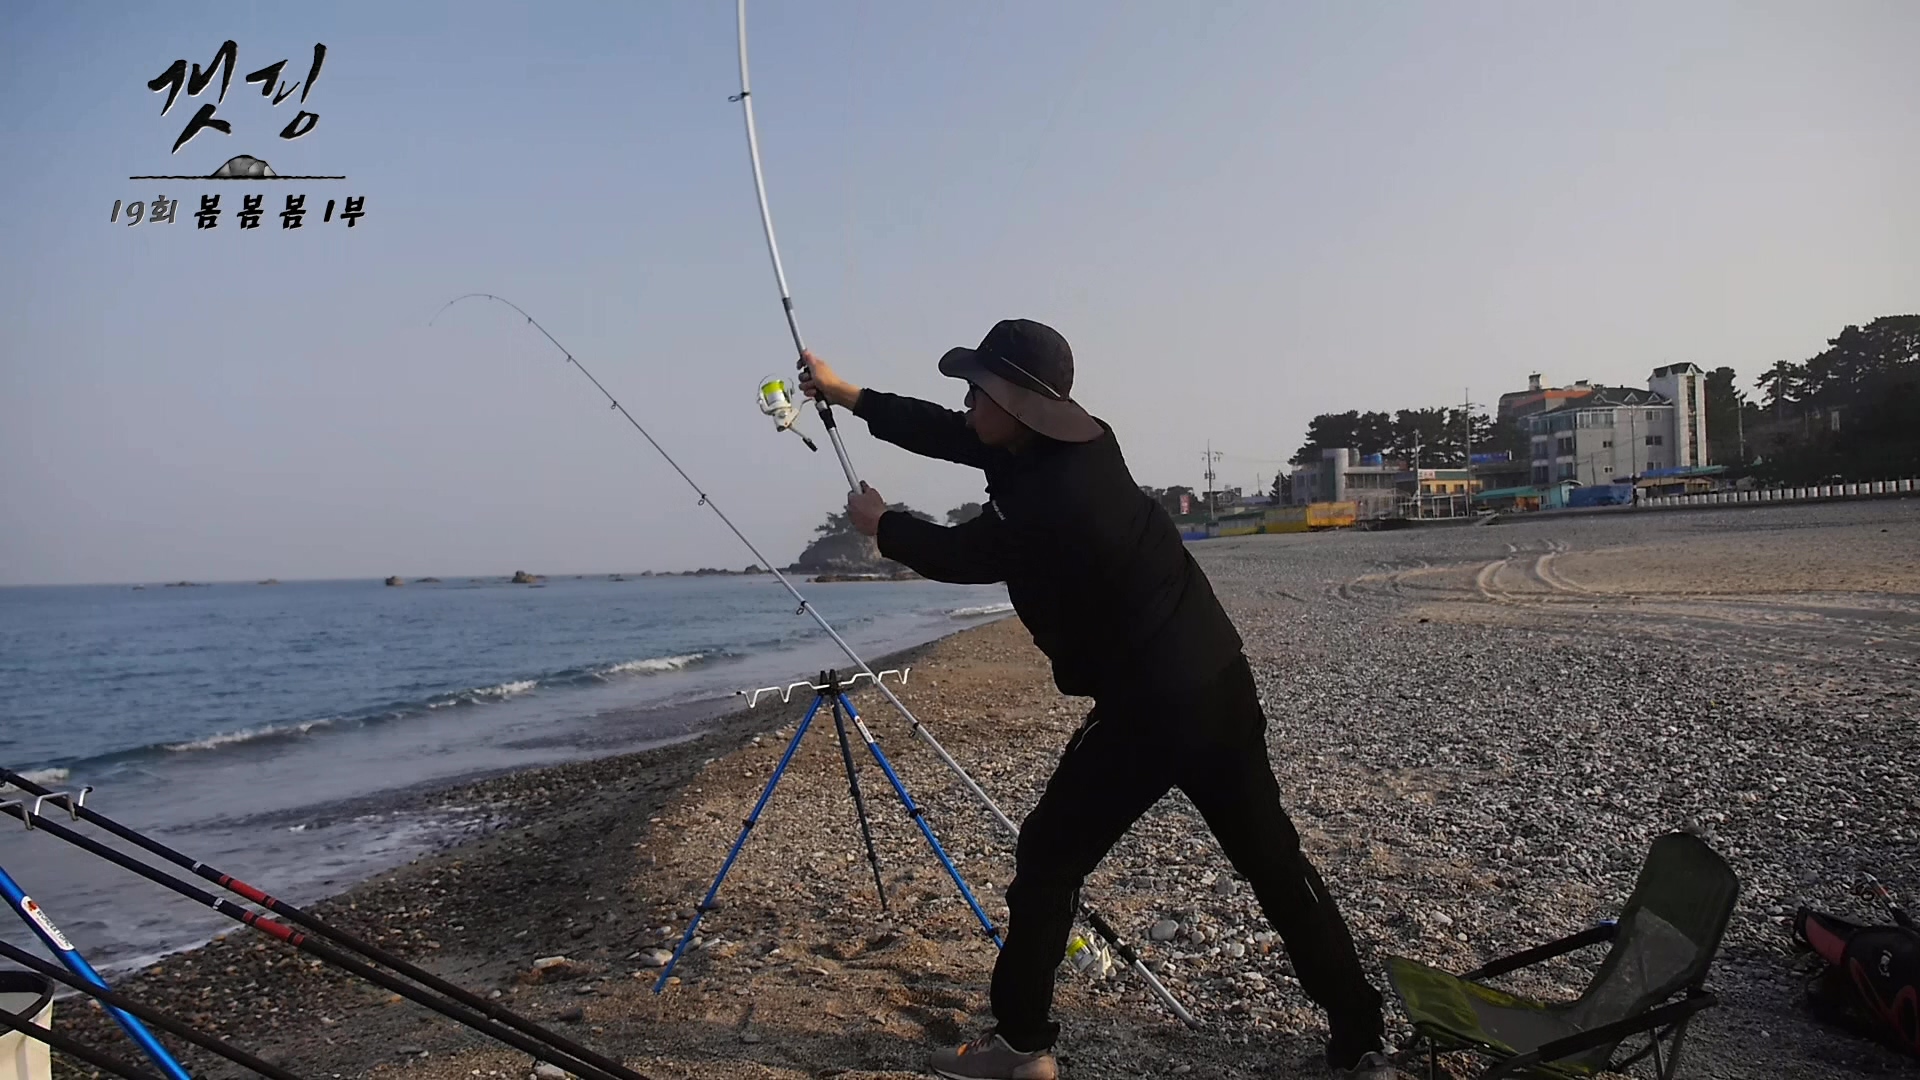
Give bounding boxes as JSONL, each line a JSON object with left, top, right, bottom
{"left": 0, "top": 859, "right": 191, "bottom": 1080}
{"left": 0, "top": 935, "right": 311, "bottom": 1080}
{"left": 0, "top": 1004, "right": 162, "bottom": 1080}
{"left": 424, "top": 292, "right": 1198, "bottom": 1028}
{"left": 0, "top": 796, "right": 653, "bottom": 1080}
{"left": 0, "top": 769, "right": 641, "bottom": 1080}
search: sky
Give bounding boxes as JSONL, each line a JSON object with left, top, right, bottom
{"left": 3, "top": 1, "right": 1916, "bottom": 586}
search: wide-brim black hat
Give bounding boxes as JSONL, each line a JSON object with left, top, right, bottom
{"left": 937, "top": 318, "right": 1104, "bottom": 443}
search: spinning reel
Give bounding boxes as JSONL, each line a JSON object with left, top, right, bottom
{"left": 757, "top": 375, "right": 819, "bottom": 452}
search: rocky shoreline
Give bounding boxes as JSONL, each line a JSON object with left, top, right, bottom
{"left": 45, "top": 499, "right": 1920, "bottom": 1080}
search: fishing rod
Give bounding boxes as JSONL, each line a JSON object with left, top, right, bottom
{"left": 0, "top": 937, "right": 309, "bottom": 1080}
{"left": 731, "top": 0, "right": 859, "bottom": 491}
{"left": 0, "top": 769, "right": 637, "bottom": 1080}
{"left": 0, "top": 861, "right": 191, "bottom": 1080}
{"left": 0, "top": 799, "right": 652, "bottom": 1080}
{"left": 426, "top": 295, "right": 1199, "bottom": 1028}
{"left": 0, "top": 1002, "right": 163, "bottom": 1080}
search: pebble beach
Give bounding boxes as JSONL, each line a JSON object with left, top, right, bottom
{"left": 44, "top": 498, "right": 1920, "bottom": 1080}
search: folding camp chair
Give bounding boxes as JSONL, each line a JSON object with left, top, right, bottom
{"left": 1384, "top": 831, "right": 1740, "bottom": 1079}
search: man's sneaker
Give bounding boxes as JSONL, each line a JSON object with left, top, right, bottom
{"left": 928, "top": 1033, "right": 1058, "bottom": 1080}
{"left": 1332, "top": 1050, "right": 1396, "bottom": 1079}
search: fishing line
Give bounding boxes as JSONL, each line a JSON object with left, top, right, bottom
{"left": 427, "top": 293, "right": 1199, "bottom": 1027}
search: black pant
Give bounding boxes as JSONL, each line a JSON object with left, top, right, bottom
{"left": 989, "top": 654, "right": 1384, "bottom": 1054}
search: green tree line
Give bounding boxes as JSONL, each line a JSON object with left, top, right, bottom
{"left": 1739, "top": 315, "right": 1919, "bottom": 483}
{"left": 1289, "top": 407, "right": 1517, "bottom": 469}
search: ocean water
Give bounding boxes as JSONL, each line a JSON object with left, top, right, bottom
{"left": 0, "top": 573, "right": 1011, "bottom": 970}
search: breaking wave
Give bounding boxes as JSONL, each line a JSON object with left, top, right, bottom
{"left": 43, "top": 650, "right": 719, "bottom": 772}
{"left": 600, "top": 653, "right": 706, "bottom": 677}
{"left": 436, "top": 679, "right": 538, "bottom": 706}
{"left": 164, "top": 720, "right": 337, "bottom": 753}
{"left": 947, "top": 602, "right": 1015, "bottom": 619}
{"left": 2, "top": 767, "right": 71, "bottom": 790}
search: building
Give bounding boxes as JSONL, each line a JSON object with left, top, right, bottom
{"left": 1527, "top": 386, "right": 1673, "bottom": 486}
{"left": 1648, "top": 362, "right": 1708, "bottom": 471}
{"left": 1498, "top": 374, "right": 1598, "bottom": 426}
{"left": 1468, "top": 451, "right": 1529, "bottom": 496}
{"left": 1400, "top": 468, "right": 1481, "bottom": 518}
{"left": 1416, "top": 468, "right": 1474, "bottom": 497}
{"left": 1289, "top": 451, "right": 1504, "bottom": 519}
{"left": 1523, "top": 365, "right": 1710, "bottom": 487}
{"left": 1289, "top": 448, "right": 1408, "bottom": 520}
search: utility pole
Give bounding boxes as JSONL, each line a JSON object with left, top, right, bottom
{"left": 1411, "top": 438, "right": 1423, "bottom": 518}
{"left": 1463, "top": 388, "right": 1473, "bottom": 473}
{"left": 1736, "top": 393, "right": 1746, "bottom": 464}
{"left": 1629, "top": 405, "right": 1640, "bottom": 479}
{"left": 1462, "top": 388, "right": 1484, "bottom": 517}
{"left": 1202, "top": 443, "right": 1224, "bottom": 524}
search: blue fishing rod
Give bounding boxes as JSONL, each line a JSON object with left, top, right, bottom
{"left": 0, "top": 861, "right": 192, "bottom": 1080}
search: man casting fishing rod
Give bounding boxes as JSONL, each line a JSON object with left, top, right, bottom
{"left": 796, "top": 319, "right": 1395, "bottom": 1080}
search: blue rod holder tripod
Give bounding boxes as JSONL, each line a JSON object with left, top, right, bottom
{"left": 653, "top": 670, "right": 1001, "bottom": 992}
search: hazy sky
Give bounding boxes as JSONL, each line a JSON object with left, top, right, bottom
{"left": 4, "top": 1, "right": 1915, "bottom": 585}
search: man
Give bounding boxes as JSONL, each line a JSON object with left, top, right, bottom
{"left": 797, "top": 319, "right": 1393, "bottom": 1080}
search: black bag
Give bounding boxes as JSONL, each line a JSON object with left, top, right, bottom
{"left": 1793, "top": 904, "right": 1920, "bottom": 1058}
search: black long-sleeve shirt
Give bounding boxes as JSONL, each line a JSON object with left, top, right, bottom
{"left": 853, "top": 389, "right": 1244, "bottom": 701}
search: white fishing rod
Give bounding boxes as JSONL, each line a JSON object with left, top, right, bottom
{"left": 731, "top": 0, "right": 860, "bottom": 491}
{"left": 426, "top": 293, "right": 1199, "bottom": 1029}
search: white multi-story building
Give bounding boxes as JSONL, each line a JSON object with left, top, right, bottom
{"left": 1648, "top": 362, "right": 1708, "bottom": 471}
{"left": 1526, "top": 363, "right": 1708, "bottom": 486}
